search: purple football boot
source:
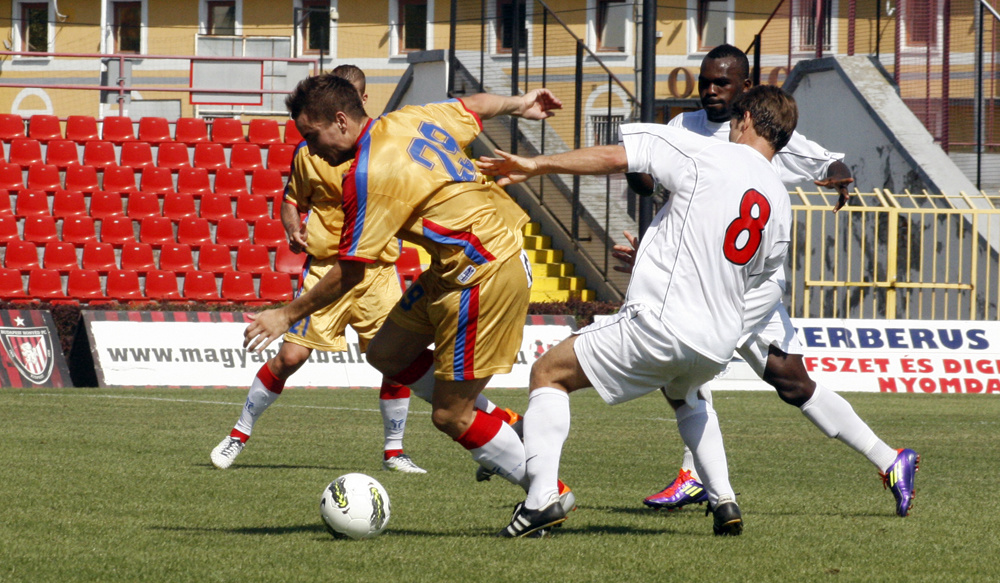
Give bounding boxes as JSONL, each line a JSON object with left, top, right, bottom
{"left": 881, "top": 448, "right": 920, "bottom": 516}
{"left": 643, "top": 468, "right": 709, "bottom": 510}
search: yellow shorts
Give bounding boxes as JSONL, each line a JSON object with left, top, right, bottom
{"left": 284, "top": 257, "right": 402, "bottom": 352}
{"left": 388, "top": 252, "right": 531, "bottom": 381}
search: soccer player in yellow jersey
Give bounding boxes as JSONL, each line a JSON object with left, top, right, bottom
{"left": 211, "top": 66, "right": 431, "bottom": 472}
{"left": 243, "top": 73, "right": 565, "bottom": 510}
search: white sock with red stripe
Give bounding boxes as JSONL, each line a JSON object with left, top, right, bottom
{"left": 523, "top": 387, "right": 570, "bottom": 510}
{"left": 390, "top": 350, "right": 510, "bottom": 418}
{"left": 379, "top": 379, "right": 410, "bottom": 459}
{"left": 675, "top": 399, "right": 734, "bottom": 506}
{"left": 455, "top": 410, "right": 527, "bottom": 489}
{"left": 232, "top": 364, "right": 285, "bottom": 441}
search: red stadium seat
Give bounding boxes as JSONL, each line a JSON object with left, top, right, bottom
{"left": 64, "top": 165, "right": 100, "bottom": 195}
{"left": 99, "top": 216, "right": 137, "bottom": 246}
{"left": 176, "top": 167, "right": 212, "bottom": 196}
{"left": 43, "top": 241, "right": 79, "bottom": 272}
{"left": 22, "top": 216, "right": 59, "bottom": 244}
{"left": 396, "top": 246, "right": 422, "bottom": 289}
{"left": 52, "top": 190, "right": 88, "bottom": 219}
{"left": 156, "top": 142, "right": 191, "bottom": 171}
{"left": 213, "top": 168, "right": 249, "bottom": 198}
{"left": 274, "top": 243, "right": 306, "bottom": 277}
{"left": 211, "top": 118, "right": 245, "bottom": 144}
{"left": 215, "top": 217, "right": 250, "bottom": 246}
{"left": 0, "top": 162, "right": 24, "bottom": 191}
{"left": 28, "top": 115, "right": 62, "bottom": 143}
{"left": 14, "top": 189, "right": 50, "bottom": 217}
{"left": 0, "top": 216, "right": 18, "bottom": 244}
{"left": 45, "top": 139, "right": 81, "bottom": 169}
{"left": 138, "top": 216, "right": 175, "bottom": 247}
{"left": 284, "top": 119, "right": 303, "bottom": 144}
{"left": 139, "top": 166, "right": 175, "bottom": 195}
{"left": 137, "top": 117, "right": 171, "bottom": 145}
{"left": 258, "top": 271, "right": 293, "bottom": 302}
{"left": 88, "top": 191, "right": 125, "bottom": 220}
{"left": 162, "top": 192, "right": 197, "bottom": 221}
{"left": 0, "top": 189, "right": 12, "bottom": 216}
{"left": 61, "top": 216, "right": 98, "bottom": 245}
{"left": 0, "top": 267, "right": 26, "bottom": 299}
{"left": 4, "top": 240, "right": 40, "bottom": 271}
{"left": 26, "top": 163, "right": 62, "bottom": 192}
{"left": 158, "top": 243, "right": 195, "bottom": 272}
{"left": 82, "top": 140, "right": 117, "bottom": 170}
{"left": 27, "top": 268, "right": 67, "bottom": 301}
{"left": 250, "top": 168, "right": 285, "bottom": 197}
{"left": 101, "top": 116, "right": 137, "bottom": 144}
{"left": 182, "top": 270, "right": 220, "bottom": 302}
{"left": 120, "top": 242, "right": 156, "bottom": 273}
{"left": 197, "top": 243, "right": 233, "bottom": 274}
{"left": 0, "top": 114, "right": 26, "bottom": 143}
{"left": 105, "top": 269, "right": 145, "bottom": 302}
{"left": 175, "top": 117, "right": 209, "bottom": 145}
{"left": 199, "top": 192, "right": 233, "bottom": 222}
{"left": 126, "top": 191, "right": 161, "bottom": 220}
{"left": 65, "top": 116, "right": 100, "bottom": 143}
{"left": 145, "top": 269, "right": 183, "bottom": 302}
{"left": 81, "top": 241, "right": 117, "bottom": 273}
{"left": 266, "top": 143, "right": 297, "bottom": 176}
{"left": 102, "top": 165, "right": 138, "bottom": 193}
{"left": 229, "top": 143, "right": 263, "bottom": 172}
{"left": 119, "top": 141, "right": 155, "bottom": 170}
{"left": 8, "top": 138, "right": 43, "bottom": 166}
{"left": 236, "top": 194, "right": 270, "bottom": 222}
{"left": 248, "top": 119, "right": 282, "bottom": 146}
{"left": 235, "top": 244, "right": 270, "bottom": 273}
{"left": 193, "top": 142, "right": 227, "bottom": 172}
{"left": 252, "top": 218, "right": 286, "bottom": 248}
{"left": 221, "top": 271, "right": 258, "bottom": 303}
{"left": 176, "top": 217, "right": 212, "bottom": 246}
{"left": 66, "top": 269, "right": 107, "bottom": 303}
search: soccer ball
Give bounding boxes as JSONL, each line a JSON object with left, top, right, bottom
{"left": 319, "top": 473, "right": 391, "bottom": 540}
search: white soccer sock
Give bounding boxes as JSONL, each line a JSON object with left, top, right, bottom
{"left": 800, "top": 384, "right": 899, "bottom": 471}
{"left": 233, "top": 364, "right": 284, "bottom": 439}
{"left": 457, "top": 410, "right": 528, "bottom": 489}
{"left": 680, "top": 446, "right": 701, "bottom": 482}
{"left": 675, "top": 399, "right": 734, "bottom": 506}
{"left": 379, "top": 381, "right": 410, "bottom": 455}
{"left": 523, "top": 387, "right": 570, "bottom": 510}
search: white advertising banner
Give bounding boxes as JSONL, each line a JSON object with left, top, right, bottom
{"left": 85, "top": 311, "right": 575, "bottom": 389}
{"left": 707, "top": 318, "right": 1000, "bottom": 394}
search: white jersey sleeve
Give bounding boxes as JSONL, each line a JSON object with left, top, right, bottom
{"left": 772, "top": 130, "right": 845, "bottom": 184}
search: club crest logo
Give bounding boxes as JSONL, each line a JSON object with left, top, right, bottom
{"left": 0, "top": 324, "right": 55, "bottom": 384}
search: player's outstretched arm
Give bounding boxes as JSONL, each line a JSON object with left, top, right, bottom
{"left": 478, "top": 145, "right": 628, "bottom": 187}
{"left": 243, "top": 259, "right": 366, "bottom": 352}
{"left": 814, "top": 160, "right": 854, "bottom": 212}
{"left": 460, "top": 89, "right": 562, "bottom": 122}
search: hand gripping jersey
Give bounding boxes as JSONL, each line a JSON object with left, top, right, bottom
{"left": 620, "top": 124, "right": 791, "bottom": 363}
{"left": 339, "top": 100, "right": 528, "bottom": 289}
{"left": 284, "top": 143, "right": 399, "bottom": 264}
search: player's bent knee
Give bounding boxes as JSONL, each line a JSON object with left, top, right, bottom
{"left": 430, "top": 407, "right": 469, "bottom": 439}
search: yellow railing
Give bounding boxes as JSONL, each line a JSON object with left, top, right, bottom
{"left": 788, "top": 188, "right": 1000, "bottom": 321}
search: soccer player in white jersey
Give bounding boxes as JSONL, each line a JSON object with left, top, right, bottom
{"left": 627, "top": 45, "right": 918, "bottom": 518}
{"left": 478, "top": 84, "right": 797, "bottom": 537}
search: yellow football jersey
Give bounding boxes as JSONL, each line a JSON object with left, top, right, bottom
{"left": 284, "top": 144, "right": 400, "bottom": 263}
{"left": 339, "top": 100, "right": 528, "bottom": 288}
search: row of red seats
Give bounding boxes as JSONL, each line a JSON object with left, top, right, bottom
{"left": 4, "top": 142, "right": 295, "bottom": 177}
{"left": 0, "top": 165, "right": 285, "bottom": 197}
{"left": 0, "top": 115, "right": 303, "bottom": 147}
{"left": 0, "top": 267, "right": 293, "bottom": 304}
{"left": 6, "top": 190, "right": 278, "bottom": 223}
{"left": 0, "top": 215, "right": 287, "bottom": 248}
{"left": 2, "top": 240, "right": 303, "bottom": 276}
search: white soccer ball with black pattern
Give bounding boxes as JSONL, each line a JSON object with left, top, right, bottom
{"left": 319, "top": 473, "right": 391, "bottom": 540}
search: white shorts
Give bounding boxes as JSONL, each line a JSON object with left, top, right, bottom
{"left": 573, "top": 304, "right": 726, "bottom": 406}
{"left": 734, "top": 279, "right": 803, "bottom": 376}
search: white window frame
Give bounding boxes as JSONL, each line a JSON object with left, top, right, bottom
{"left": 898, "top": 0, "right": 943, "bottom": 54}
{"left": 487, "top": 0, "right": 533, "bottom": 57}
{"left": 293, "top": 0, "right": 338, "bottom": 58}
{"left": 686, "top": 0, "right": 734, "bottom": 55}
{"left": 199, "top": 0, "right": 243, "bottom": 36}
{"left": 389, "top": 0, "right": 434, "bottom": 56}
{"left": 101, "top": 0, "right": 148, "bottom": 55}
{"left": 789, "top": 0, "right": 839, "bottom": 56}
{"left": 586, "top": 0, "right": 633, "bottom": 55}
{"left": 11, "top": 0, "right": 55, "bottom": 55}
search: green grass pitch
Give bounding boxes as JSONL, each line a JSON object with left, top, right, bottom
{"left": 2, "top": 387, "right": 998, "bottom": 583}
